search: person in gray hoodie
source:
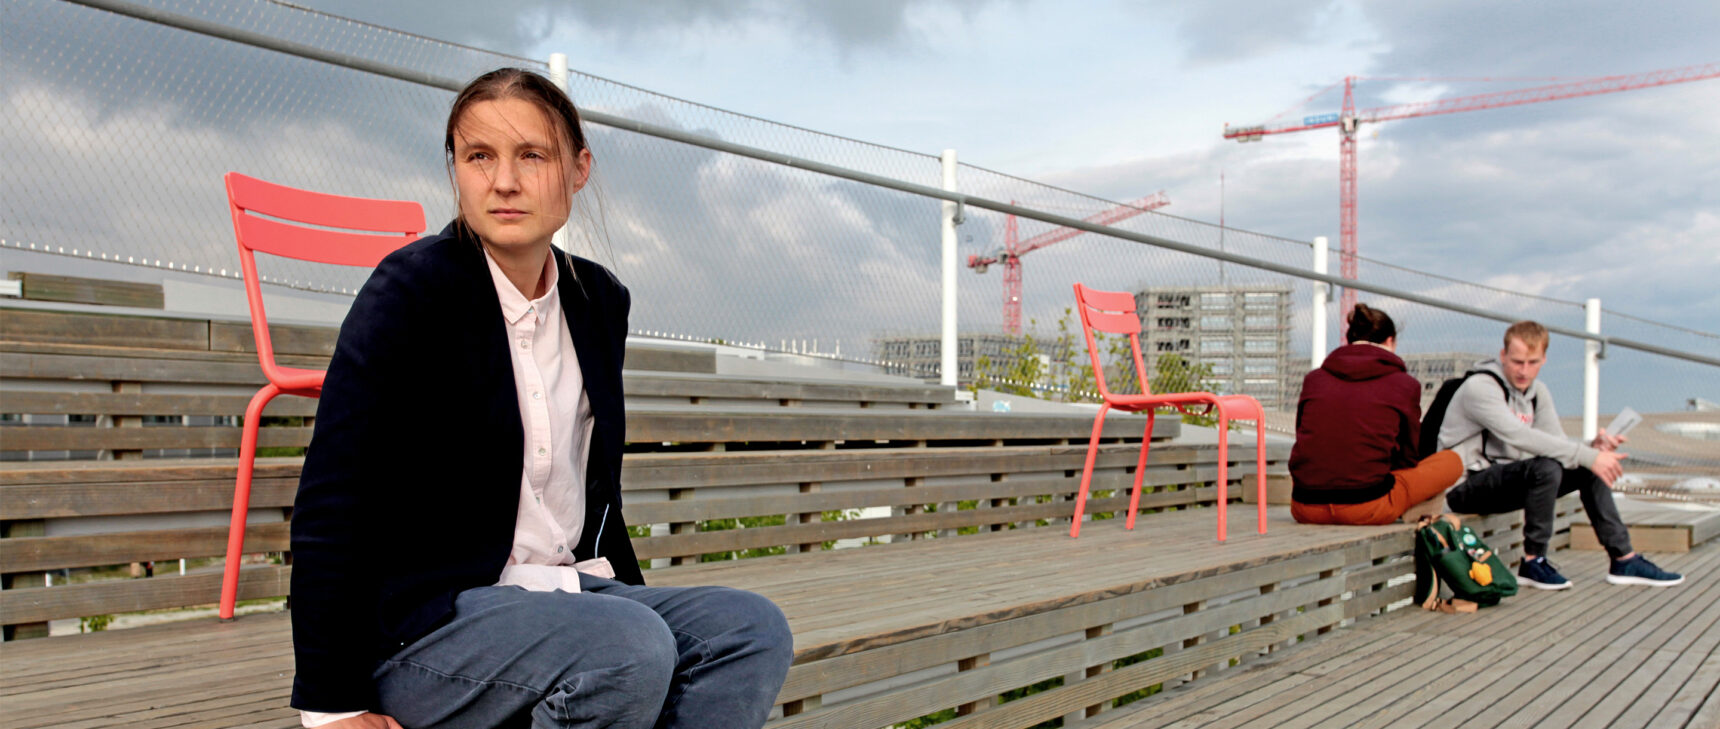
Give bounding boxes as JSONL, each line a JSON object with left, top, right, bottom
{"left": 1440, "top": 321, "right": 1682, "bottom": 589}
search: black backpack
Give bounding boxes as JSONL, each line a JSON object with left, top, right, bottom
{"left": 1418, "top": 370, "right": 1535, "bottom": 460}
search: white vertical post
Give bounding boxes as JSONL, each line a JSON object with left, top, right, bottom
{"left": 1583, "top": 298, "right": 1601, "bottom": 442}
{"left": 940, "top": 150, "right": 959, "bottom": 387}
{"left": 1310, "top": 236, "right": 1329, "bottom": 370}
{"left": 547, "top": 53, "right": 573, "bottom": 255}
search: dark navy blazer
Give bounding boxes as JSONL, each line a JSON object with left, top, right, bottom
{"left": 289, "top": 222, "right": 643, "bottom": 712}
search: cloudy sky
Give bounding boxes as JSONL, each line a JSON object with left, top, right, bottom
{"left": 282, "top": 0, "right": 1719, "bottom": 327}
{"left": 3, "top": 0, "right": 1715, "bottom": 411}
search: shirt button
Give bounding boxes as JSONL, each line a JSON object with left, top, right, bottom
{"left": 538, "top": 447, "right": 548, "bottom": 456}
{"left": 519, "top": 339, "right": 529, "bottom": 349}
{"left": 556, "top": 545, "right": 564, "bottom": 553}
{"left": 532, "top": 391, "right": 542, "bottom": 400}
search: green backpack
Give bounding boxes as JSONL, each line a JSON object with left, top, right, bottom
{"left": 1413, "top": 514, "right": 1518, "bottom": 612}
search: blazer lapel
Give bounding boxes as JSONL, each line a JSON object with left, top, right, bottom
{"left": 554, "top": 253, "right": 620, "bottom": 476}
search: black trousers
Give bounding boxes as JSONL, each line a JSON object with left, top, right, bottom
{"left": 1445, "top": 457, "right": 1633, "bottom": 559}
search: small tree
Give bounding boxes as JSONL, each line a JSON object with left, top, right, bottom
{"left": 1152, "top": 353, "right": 1222, "bottom": 428}
{"left": 974, "top": 323, "right": 1046, "bottom": 398}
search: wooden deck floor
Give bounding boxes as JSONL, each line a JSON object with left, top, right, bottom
{"left": 1097, "top": 540, "right": 1720, "bottom": 729}
{"left": 0, "top": 507, "right": 1386, "bottom": 729}
{"left": 0, "top": 505, "right": 1586, "bottom": 728}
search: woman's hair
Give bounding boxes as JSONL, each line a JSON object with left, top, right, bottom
{"left": 445, "top": 67, "right": 589, "bottom": 173}
{"left": 444, "top": 67, "right": 614, "bottom": 268}
{"left": 1346, "top": 303, "right": 1396, "bottom": 344}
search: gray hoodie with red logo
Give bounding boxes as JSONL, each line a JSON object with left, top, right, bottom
{"left": 1437, "top": 358, "right": 1598, "bottom": 473}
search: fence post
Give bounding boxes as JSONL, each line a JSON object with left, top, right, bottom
{"left": 547, "top": 52, "right": 572, "bottom": 255}
{"left": 1584, "top": 298, "right": 1601, "bottom": 442}
{"left": 1310, "top": 236, "right": 1329, "bottom": 370}
{"left": 941, "top": 149, "right": 959, "bottom": 387}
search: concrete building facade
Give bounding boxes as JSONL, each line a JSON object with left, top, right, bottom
{"left": 1134, "top": 285, "right": 1298, "bottom": 411}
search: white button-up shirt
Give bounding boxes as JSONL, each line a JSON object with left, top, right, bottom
{"left": 485, "top": 247, "right": 613, "bottom": 593}
{"left": 303, "top": 248, "right": 611, "bottom": 727}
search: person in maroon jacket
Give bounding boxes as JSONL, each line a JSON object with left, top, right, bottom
{"left": 1290, "top": 304, "right": 1463, "bottom": 525}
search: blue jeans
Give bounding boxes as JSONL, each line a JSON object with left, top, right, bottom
{"left": 372, "top": 574, "right": 793, "bottom": 729}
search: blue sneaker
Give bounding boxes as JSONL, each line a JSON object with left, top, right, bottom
{"left": 1519, "top": 556, "right": 1571, "bottom": 590}
{"left": 1608, "top": 555, "right": 1684, "bottom": 587}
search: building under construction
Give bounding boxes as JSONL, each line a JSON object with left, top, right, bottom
{"left": 1135, "top": 284, "right": 1298, "bottom": 412}
{"left": 1399, "top": 351, "right": 1489, "bottom": 405}
{"left": 874, "top": 333, "right": 1052, "bottom": 387}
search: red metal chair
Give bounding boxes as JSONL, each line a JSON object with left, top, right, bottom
{"left": 1068, "top": 283, "right": 1268, "bottom": 541}
{"left": 219, "top": 172, "right": 423, "bottom": 619}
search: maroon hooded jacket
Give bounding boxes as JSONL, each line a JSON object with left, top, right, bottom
{"left": 1289, "top": 343, "right": 1423, "bottom": 504}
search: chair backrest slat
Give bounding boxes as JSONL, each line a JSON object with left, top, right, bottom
{"left": 1081, "top": 308, "right": 1142, "bottom": 335}
{"left": 226, "top": 172, "right": 424, "bottom": 235}
{"left": 1077, "top": 287, "right": 1137, "bottom": 314}
{"left": 235, "top": 216, "right": 412, "bottom": 268}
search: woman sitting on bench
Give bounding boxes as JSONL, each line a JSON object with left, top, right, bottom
{"left": 290, "top": 68, "right": 792, "bottom": 729}
{"left": 1289, "top": 304, "right": 1463, "bottom": 525}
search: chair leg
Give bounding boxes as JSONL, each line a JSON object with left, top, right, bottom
{"left": 1216, "top": 414, "right": 1230, "bottom": 542}
{"left": 1070, "top": 405, "right": 1111, "bottom": 538}
{"left": 1125, "top": 411, "right": 1155, "bottom": 531}
{"left": 1256, "top": 417, "right": 1268, "bottom": 535}
{"left": 221, "top": 384, "right": 279, "bottom": 621}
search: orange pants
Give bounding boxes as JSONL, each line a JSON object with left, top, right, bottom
{"left": 1291, "top": 450, "right": 1464, "bottom": 526}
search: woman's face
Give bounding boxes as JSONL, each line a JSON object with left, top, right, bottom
{"left": 451, "top": 97, "right": 592, "bottom": 254}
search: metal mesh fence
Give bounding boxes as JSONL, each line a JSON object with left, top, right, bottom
{"left": 2, "top": 0, "right": 1715, "bottom": 477}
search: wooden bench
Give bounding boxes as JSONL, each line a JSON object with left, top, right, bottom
{"left": 1084, "top": 518, "right": 1713, "bottom": 729}
{"left": 0, "top": 495, "right": 1585, "bottom": 729}
{"left": 1571, "top": 496, "right": 1720, "bottom": 553}
{"left": 1, "top": 303, "right": 1602, "bottom": 728}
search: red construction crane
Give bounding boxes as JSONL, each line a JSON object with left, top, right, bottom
{"left": 1224, "top": 62, "right": 1720, "bottom": 326}
{"left": 969, "top": 191, "right": 1170, "bottom": 334}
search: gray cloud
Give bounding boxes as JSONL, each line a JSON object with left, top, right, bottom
{"left": 1141, "top": 0, "right": 1337, "bottom": 65}
{"left": 294, "top": 0, "right": 1008, "bottom": 59}
{"left": 1360, "top": 2, "right": 1720, "bottom": 79}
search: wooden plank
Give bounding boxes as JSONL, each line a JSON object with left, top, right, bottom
{"left": 633, "top": 484, "right": 1256, "bottom": 560}
{"left": 1682, "top": 653, "right": 1720, "bottom": 729}
{"left": 2, "top": 411, "right": 1178, "bottom": 452}
{"left": 625, "top": 406, "right": 1181, "bottom": 444}
{"left": 0, "top": 566, "right": 291, "bottom": 625}
{"left": 0, "top": 440, "right": 1278, "bottom": 490}
{"left": 1572, "top": 500, "right": 1720, "bottom": 553}
{"left": 208, "top": 320, "right": 337, "bottom": 357}
{"left": 0, "top": 458, "right": 304, "bottom": 487}
{"left": 623, "top": 441, "right": 1278, "bottom": 491}
{"left": 0, "top": 309, "right": 206, "bottom": 351}
{"left": 623, "top": 371, "right": 955, "bottom": 406}
{"left": 0, "top": 351, "right": 271, "bottom": 385}
{"left": 0, "top": 426, "right": 311, "bottom": 452}
{"left": 1, "top": 477, "right": 297, "bottom": 519}
{"left": 624, "top": 344, "right": 716, "bottom": 374}
{"left": 0, "top": 523, "right": 289, "bottom": 573}
{"left": 625, "top": 468, "right": 1245, "bottom": 525}
{"left": 0, "top": 391, "right": 319, "bottom": 418}
{"left": 8, "top": 273, "right": 164, "bottom": 309}
{"left": 1571, "top": 524, "right": 1691, "bottom": 552}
